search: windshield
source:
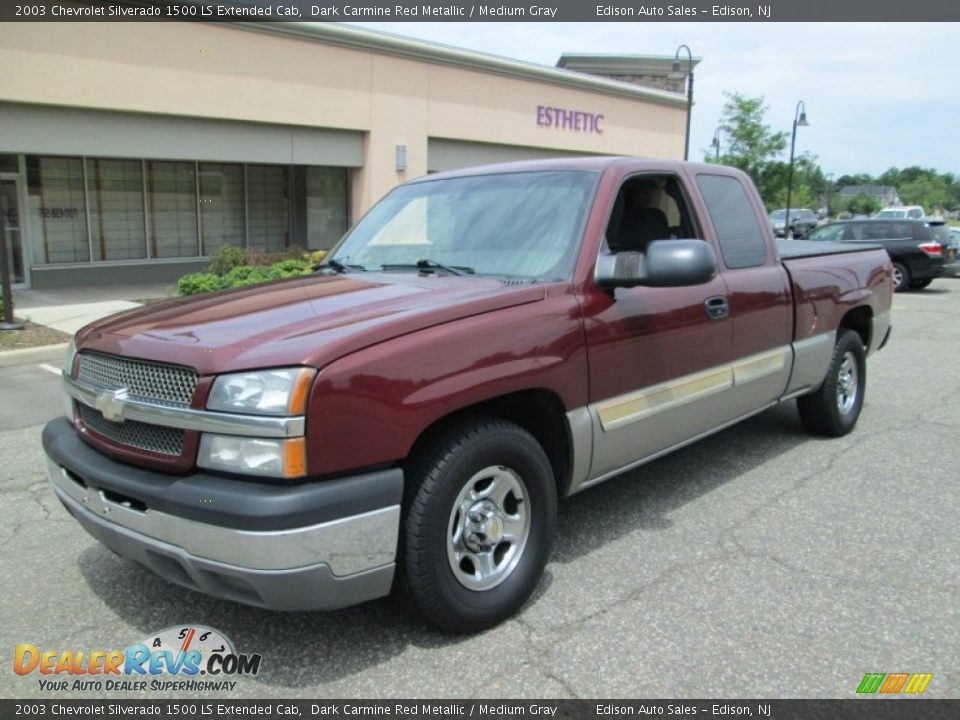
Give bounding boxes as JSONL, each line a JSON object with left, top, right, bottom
{"left": 770, "top": 210, "right": 786, "bottom": 219}
{"left": 330, "top": 170, "right": 599, "bottom": 280}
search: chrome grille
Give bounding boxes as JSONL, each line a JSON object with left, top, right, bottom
{"left": 78, "top": 405, "right": 184, "bottom": 457}
{"left": 78, "top": 352, "right": 198, "bottom": 407}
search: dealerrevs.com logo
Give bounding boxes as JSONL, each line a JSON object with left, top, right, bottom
{"left": 14, "top": 625, "right": 261, "bottom": 693}
{"left": 856, "top": 672, "right": 933, "bottom": 695}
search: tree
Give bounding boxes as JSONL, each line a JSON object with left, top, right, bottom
{"left": 835, "top": 173, "right": 873, "bottom": 188}
{"left": 711, "top": 93, "right": 788, "bottom": 207}
{"left": 707, "top": 93, "right": 960, "bottom": 215}
{"left": 845, "top": 194, "right": 881, "bottom": 216}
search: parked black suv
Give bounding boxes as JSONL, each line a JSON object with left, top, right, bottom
{"left": 804, "top": 219, "right": 947, "bottom": 291}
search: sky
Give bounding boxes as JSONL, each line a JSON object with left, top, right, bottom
{"left": 349, "top": 21, "right": 959, "bottom": 179}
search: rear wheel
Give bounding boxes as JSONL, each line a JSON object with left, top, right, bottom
{"left": 399, "top": 417, "right": 557, "bottom": 632}
{"left": 797, "top": 329, "right": 866, "bottom": 437}
{"left": 892, "top": 262, "right": 910, "bottom": 292}
{"left": 910, "top": 278, "right": 932, "bottom": 290}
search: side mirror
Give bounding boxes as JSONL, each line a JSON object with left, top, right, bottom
{"left": 595, "top": 239, "right": 718, "bottom": 289}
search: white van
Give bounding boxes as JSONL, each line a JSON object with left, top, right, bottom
{"left": 875, "top": 206, "right": 925, "bottom": 220}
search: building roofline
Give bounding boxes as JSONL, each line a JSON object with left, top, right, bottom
{"left": 556, "top": 53, "right": 703, "bottom": 75}
{"left": 231, "top": 22, "right": 688, "bottom": 108}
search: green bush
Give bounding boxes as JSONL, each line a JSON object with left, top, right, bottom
{"left": 224, "top": 265, "right": 259, "bottom": 284}
{"left": 178, "top": 273, "right": 228, "bottom": 296}
{"left": 226, "top": 265, "right": 275, "bottom": 287}
{"left": 208, "top": 244, "right": 246, "bottom": 276}
{"left": 179, "top": 256, "right": 315, "bottom": 296}
{"left": 270, "top": 259, "right": 312, "bottom": 278}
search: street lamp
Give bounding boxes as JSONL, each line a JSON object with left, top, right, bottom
{"left": 668, "top": 45, "right": 695, "bottom": 161}
{"left": 784, "top": 100, "right": 809, "bottom": 239}
{"left": 710, "top": 127, "right": 723, "bottom": 162}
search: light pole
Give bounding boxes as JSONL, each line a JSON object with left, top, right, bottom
{"left": 668, "top": 45, "right": 694, "bottom": 161}
{"left": 784, "top": 100, "right": 809, "bottom": 239}
{"left": 0, "top": 194, "right": 23, "bottom": 331}
{"left": 710, "top": 127, "right": 723, "bottom": 162}
{"left": 824, "top": 172, "right": 834, "bottom": 218}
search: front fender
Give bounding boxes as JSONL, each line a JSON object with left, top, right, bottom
{"left": 305, "top": 289, "right": 588, "bottom": 477}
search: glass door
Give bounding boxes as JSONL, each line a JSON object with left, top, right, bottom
{"left": 0, "top": 177, "right": 25, "bottom": 286}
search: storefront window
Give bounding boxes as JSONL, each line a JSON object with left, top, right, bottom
{"left": 305, "top": 167, "right": 348, "bottom": 250}
{"left": 26, "top": 156, "right": 89, "bottom": 264}
{"left": 24, "top": 155, "right": 348, "bottom": 268}
{"left": 146, "top": 161, "right": 198, "bottom": 258}
{"left": 199, "top": 163, "right": 245, "bottom": 254}
{"left": 86, "top": 158, "right": 146, "bottom": 261}
{"left": 246, "top": 164, "right": 288, "bottom": 252}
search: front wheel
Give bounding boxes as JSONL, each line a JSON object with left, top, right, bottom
{"left": 399, "top": 417, "right": 557, "bottom": 632}
{"left": 797, "top": 329, "right": 866, "bottom": 437}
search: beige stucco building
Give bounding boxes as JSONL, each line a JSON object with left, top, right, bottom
{"left": 0, "top": 22, "right": 690, "bottom": 288}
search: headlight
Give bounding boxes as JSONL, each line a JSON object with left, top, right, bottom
{"left": 64, "top": 339, "right": 78, "bottom": 378}
{"left": 63, "top": 340, "right": 78, "bottom": 419}
{"left": 207, "top": 368, "right": 315, "bottom": 416}
{"left": 198, "top": 434, "right": 306, "bottom": 479}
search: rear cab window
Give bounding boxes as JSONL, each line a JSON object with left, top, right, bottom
{"left": 695, "top": 174, "right": 768, "bottom": 268}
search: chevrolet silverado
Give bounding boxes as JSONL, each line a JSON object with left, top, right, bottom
{"left": 43, "top": 157, "right": 893, "bottom": 632}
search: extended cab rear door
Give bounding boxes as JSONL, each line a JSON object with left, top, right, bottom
{"left": 689, "top": 170, "right": 793, "bottom": 417}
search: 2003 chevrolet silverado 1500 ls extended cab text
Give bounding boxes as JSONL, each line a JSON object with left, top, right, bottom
{"left": 43, "top": 158, "right": 893, "bottom": 632}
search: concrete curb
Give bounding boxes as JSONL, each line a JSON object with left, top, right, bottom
{"left": 0, "top": 343, "right": 68, "bottom": 368}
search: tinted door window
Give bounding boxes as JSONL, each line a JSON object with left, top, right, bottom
{"left": 807, "top": 224, "right": 845, "bottom": 242}
{"left": 696, "top": 174, "right": 767, "bottom": 268}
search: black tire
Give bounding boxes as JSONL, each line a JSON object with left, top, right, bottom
{"left": 910, "top": 278, "right": 932, "bottom": 290}
{"left": 892, "top": 262, "right": 910, "bottom": 292}
{"left": 797, "top": 329, "right": 866, "bottom": 437}
{"left": 399, "top": 416, "right": 557, "bottom": 633}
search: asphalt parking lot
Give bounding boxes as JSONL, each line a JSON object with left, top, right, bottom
{"left": 1, "top": 283, "right": 958, "bottom": 700}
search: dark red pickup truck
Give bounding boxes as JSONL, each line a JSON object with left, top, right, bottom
{"left": 43, "top": 157, "right": 892, "bottom": 631}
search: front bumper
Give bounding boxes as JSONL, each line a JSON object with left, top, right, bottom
{"left": 43, "top": 417, "right": 402, "bottom": 611}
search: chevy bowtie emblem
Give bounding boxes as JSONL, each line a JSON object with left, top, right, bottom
{"left": 94, "top": 388, "right": 129, "bottom": 422}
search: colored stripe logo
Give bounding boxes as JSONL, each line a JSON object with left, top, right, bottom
{"left": 857, "top": 672, "right": 932, "bottom": 694}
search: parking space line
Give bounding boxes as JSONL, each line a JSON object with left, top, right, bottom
{"left": 38, "top": 364, "right": 62, "bottom": 376}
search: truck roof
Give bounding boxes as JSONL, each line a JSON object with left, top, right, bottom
{"left": 410, "top": 155, "right": 742, "bottom": 182}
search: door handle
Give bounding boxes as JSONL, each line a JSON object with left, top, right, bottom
{"left": 705, "top": 296, "right": 729, "bottom": 320}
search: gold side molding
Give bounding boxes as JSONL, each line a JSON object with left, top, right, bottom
{"left": 596, "top": 346, "right": 791, "bottom": 432}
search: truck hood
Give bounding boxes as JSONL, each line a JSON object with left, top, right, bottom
{"left": 76, "top": 273, "right": 546, "bottom": 375}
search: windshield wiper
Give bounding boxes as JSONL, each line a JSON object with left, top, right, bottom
{"left": 318, "top": 258, "right": 366, "bottom": 274}
{"left": 380, "top": 259, "right": 475, "bottom": 276}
